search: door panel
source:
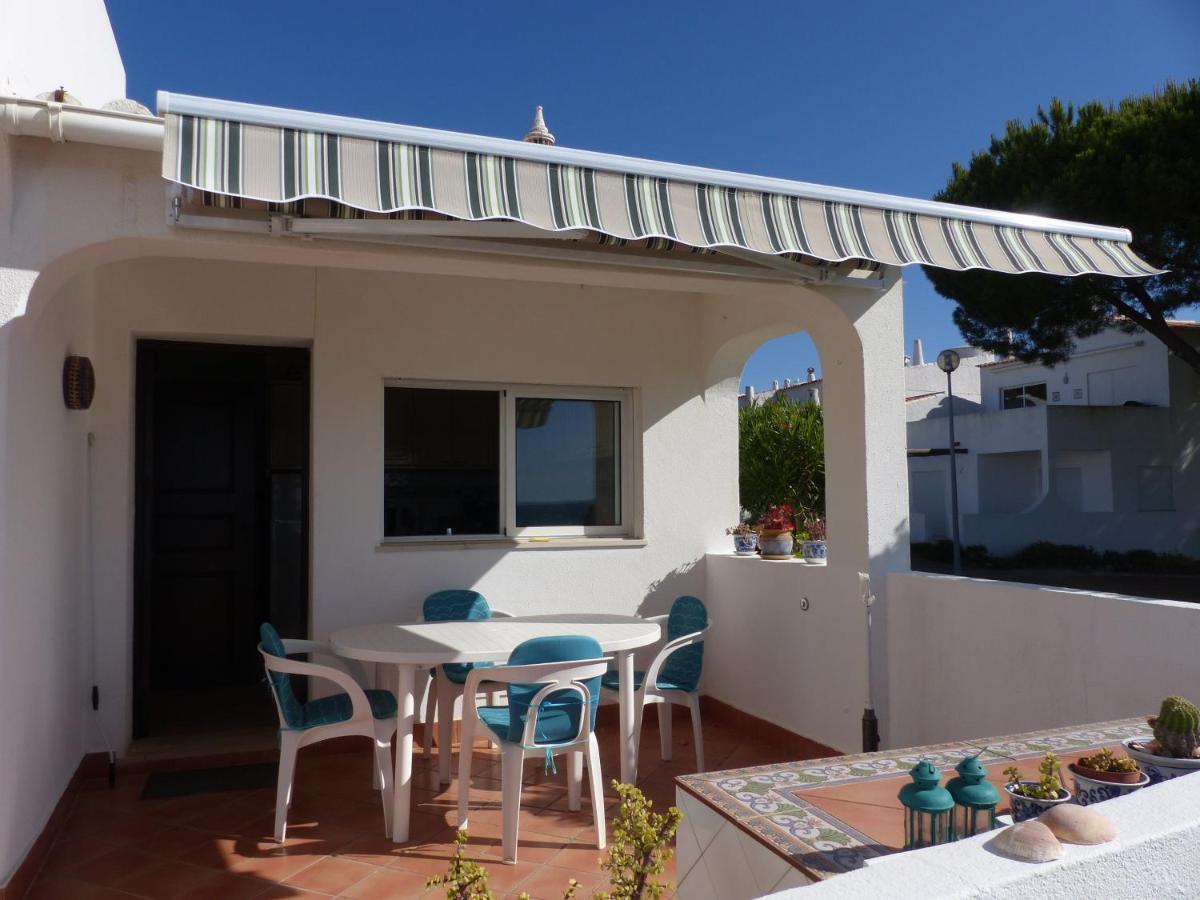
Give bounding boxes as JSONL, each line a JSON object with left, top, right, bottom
{"left": 134, "top": 341, "right": 310, "bottom": 737}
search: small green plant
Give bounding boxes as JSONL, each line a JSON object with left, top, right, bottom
{"left": 1004, "top": 752, "right": 1065, "bottom": 800}
{"left": 426, "top": 829, "right": 497, "bottom": 900}
{"left": 1150, "top": 696, "right": 1200, "bottom": 759}
{"left": 596, "top": 781, "right": 682, "bottom": 900}
{"left": 1076, "top": 748, "right": 1139, "bottom": 773}
{"left": 429, "top": 782, "right": 680, "bottom": 900}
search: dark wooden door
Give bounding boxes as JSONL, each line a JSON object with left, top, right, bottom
{"left": 134, "top": 342, "right": 309, "bottom": 736}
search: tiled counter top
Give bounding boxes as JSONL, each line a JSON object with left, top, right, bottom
{"left": 675, "top": 717, "right": 1152, "bottom": 897}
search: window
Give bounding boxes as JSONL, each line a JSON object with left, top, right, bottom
{"left": 1001, "top": 382, "right": 1047, "bottom": 410}
{"left": 1137, "top": 466, "right": 1174, "bottom": 511}
{"left": 384, "top": 382, "right": 633, "bottom": 540}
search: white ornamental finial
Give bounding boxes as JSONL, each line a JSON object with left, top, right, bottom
{"left": 523, "top": 106, "right": 555, "bottom": 145}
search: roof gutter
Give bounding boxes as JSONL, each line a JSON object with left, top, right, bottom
{"left": 160, "top": 90, "right": 1133, "bottom": 244}
{"left": 1, "top": 96, "right": 163, "bottom": 152}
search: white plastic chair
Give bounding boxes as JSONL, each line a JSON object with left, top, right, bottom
{"left": 602, "top": 596, "right": 711, "bottom": 772}
{"left": 421, "top": 598, "right": 514, "bottom": 785}
{"left": 456, "top": 636, "right": 610, "bottom": 864}
{"left": 258, "top": 624, "right": 397, "bottom": 842}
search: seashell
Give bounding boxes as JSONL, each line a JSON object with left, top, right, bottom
{"left": 1038, "top": 803, "right": 1117, "bottom": 844}
{"left": 989, "top": 821, "right": 1064, "bottom": 862}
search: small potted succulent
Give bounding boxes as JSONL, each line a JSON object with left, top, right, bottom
{"left": 1069, "top": 748, "right": 1149, "bottom": 805}
{"left": 1003, "top": 752, "right": 1071, "bottom": 822}
{"left": 726, "top": 521, "right": 758, "bottom": 556}
{"left": 1124, "top": 696, "right": 1200, "bottom": 783}
{"left": 799, "top": 515, "right": 827, "bottom": 564}
{"left": 756, "top": 504, "right": 796, "bottom": 560}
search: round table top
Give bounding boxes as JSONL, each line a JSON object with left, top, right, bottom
{"left": 330, "top": 613, "right": 661, "bottom": 664}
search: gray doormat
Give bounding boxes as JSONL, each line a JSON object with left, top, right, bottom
{"left": 141, "top": 762, "right": 278, "bottom": 799}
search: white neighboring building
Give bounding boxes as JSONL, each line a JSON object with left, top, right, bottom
{"left": 739, "top": 339, "right": 993, "bottom": 418}
{"left": 907, "top": 323, "right": 1200, "bottom": 555}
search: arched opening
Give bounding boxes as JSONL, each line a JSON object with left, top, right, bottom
{"left": 736, "top": 331, "right": 827, "bottom": 558}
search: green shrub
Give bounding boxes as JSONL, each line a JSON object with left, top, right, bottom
{"left": 738, "top": 398, "right": 825, "bottom": 522}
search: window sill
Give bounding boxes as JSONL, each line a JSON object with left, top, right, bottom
{"left": 376, "top": 537, "right": 647, "bottom": 552}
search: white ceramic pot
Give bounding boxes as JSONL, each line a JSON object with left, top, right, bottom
{"left": 1123, "top": 738, "right": 1200, "bottom": 784}
{"left": 1003, "top": 783, "right": 1071, "bottom": 823}
{"left": 1070, "top": 764, "right": 1151, "bottom": 805}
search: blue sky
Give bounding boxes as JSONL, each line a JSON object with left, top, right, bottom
{"left": 108, "top": 0, "right": 1199, "bottom": 391}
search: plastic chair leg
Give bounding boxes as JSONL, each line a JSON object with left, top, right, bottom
{"left": 423, "top": 675, "right": 437, "bottom": 758}
{"left": 567, "top": 750, "right": 583, "bottom": 812}
{"left": 273, "top": 733, "right": 299, "bottom": 842}
{"left": 437, "top": 679, "right": 457, "bottom": 785}
{"left": 501, "top": 746, "right": 525, "bottom": 864}
{"left": 688, "top": 693, "right": 705, "bottom": 772}
{"left": 587, "top": 734, "right": 606, "bottom": 850}
{"left": 658, "top": 702, "right": 673, "bottom": 761}
{"left": 456, "top": 709, "right": 476, "bottom": 832}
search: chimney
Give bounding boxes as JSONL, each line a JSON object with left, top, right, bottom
{"left": 746, "top": 385, "right": 755, "bottom": 399}
{"left": 772, "top": 379, "right": 780, "bottom": 391}
{"left": 784, "top": 378, "right": 792, "bottom": 388}
{"left": 523, "top": 106, "right": 555, "bottom": 145}
{"left": 807, "top": 366, "right": 817, "bottom": 382}
{"left": 912, "top": 338, "right": 925, "bottom": 366}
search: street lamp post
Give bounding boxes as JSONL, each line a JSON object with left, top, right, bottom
{"left": 937, "top": 349, "right": 962, "bottom": 576}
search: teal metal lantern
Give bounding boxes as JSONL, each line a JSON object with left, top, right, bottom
{"left": 899, "top": 760, "right": 955, "bottom": 849}
{"left": 947, "top": 752, "right": 999, "bottom": 839}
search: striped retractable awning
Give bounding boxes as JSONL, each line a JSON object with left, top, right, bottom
{"left": 158, "top": 93, "right": 1162, "bottom": 279}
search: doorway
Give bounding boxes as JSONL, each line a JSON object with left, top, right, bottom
{"left": 133, "top": 341, "right": 310, "bottom": 740}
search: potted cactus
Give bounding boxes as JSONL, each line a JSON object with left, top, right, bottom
{"left": 1002, "top": 752, "right": 1071, "bottom": 822}
{"left": 1124, "top": 696, "right": 1200, "bottom": 783}
{"left": 756, "top": 504, "right": 796, "bottom": 560}
{"left": 1069, "top": 748, "right": 1150, "bottom": 805}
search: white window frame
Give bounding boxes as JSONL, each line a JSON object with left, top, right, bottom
{"left": 383, "top": 378, "right": 636, "bottom": 542}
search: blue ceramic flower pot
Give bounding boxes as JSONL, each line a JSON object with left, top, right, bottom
{"left": 1070, "top": 765, "right": 1150, "bottom": 805}
{"left": 732, "top": 533, "right": 758, "bottom": 555}
{"left": 758, "top": 531, "right": 794, "bottom": 560}
{"left": 1003, "top": 783, "right": 1070, "bottom": 822}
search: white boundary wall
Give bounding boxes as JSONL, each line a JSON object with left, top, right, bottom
{"left": 886, "top": 572, "right": 1200, "bottom": 748}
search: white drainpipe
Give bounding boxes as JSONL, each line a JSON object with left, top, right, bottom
{"left": 0, "top": 96, "right": 163, "bottom": 152}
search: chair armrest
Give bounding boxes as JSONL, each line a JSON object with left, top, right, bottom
{"left": 642, "top": 623, "right": 711, "bottom": 693}
{"left": 260, "top": 647, "right": 375, "bottom": 722}
{"left": 460, "top": 658, "right": 611, "bottom": 742}
{"left": 282, "top": 638, "right": 373, "bottom": 688}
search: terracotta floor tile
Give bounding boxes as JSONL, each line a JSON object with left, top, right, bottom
{"left": 176, "top": 871, "right": 275, "bottom": 900}
{"left": 543, "top": 842, "right": 606, "bottom": 872}
{"left": 517, "top": 863, "right": 605, "bottom": 899}
{"left": 34, "top": 835, "right": 125, "bottom": 878}
{"left": 66, "top": 845, "right": 163, "bottom": 888}
{"left": 281, "top": 855, "right": 377, "bottom": 894}
{"left": 338, "top": 867, "right": 435, "bottom": 899}
{"left": 26, "top": 875, "right": 138, "bottom": 900}
{"left": 111, "top": 859, "right": 227, "bottom": 899}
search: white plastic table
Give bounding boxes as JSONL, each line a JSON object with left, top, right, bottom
{"left": 330, "top": 613, "right": 661, "bottom": 842}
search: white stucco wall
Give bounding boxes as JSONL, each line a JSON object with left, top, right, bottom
{"left": 980, "top": 329, "right": 1169, "bottom": 412}
{"left": 0, "top": 0, "right": 126, "bottom": 107}
{"left": 886, "top": 571, "right": 1200, "bottom": 748}
{"left": 768, "top": 773, "right": 1200, "bottom": 900}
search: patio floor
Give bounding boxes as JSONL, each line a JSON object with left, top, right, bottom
{"left": 25, "top": 708, "right": 835, "bottom": 899}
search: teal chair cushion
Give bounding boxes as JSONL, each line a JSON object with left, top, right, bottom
{"left": 494, "top": 635, "right": 603, "bottom": 747}
{"left": 291, "top": 688, "right": 398, "bottom": 730}
{"left": 260, "top": 623, "right": 304, "bottom": 728}
{"left": 600, "top": 670, "right": 692, "bottom": 693}
{"left": 423, "top": 590, "right": 496, "bottom": 683}
{"left": 601, "top": 596, "right": 707, "bottom": 694}
{"left": 657, "top": 595, "right": 707, "bottom": 693}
